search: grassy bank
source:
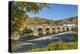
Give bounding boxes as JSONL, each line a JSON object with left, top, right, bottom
{"left": 30, "top": 41, "right": 78, "bottom": 52}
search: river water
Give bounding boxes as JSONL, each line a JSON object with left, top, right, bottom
{"left": 13, "top": 31, "right": 75, "bottom": 52}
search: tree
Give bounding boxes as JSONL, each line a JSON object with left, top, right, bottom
{"left": 10, "top": 1, "right": 48, "bottom": 39}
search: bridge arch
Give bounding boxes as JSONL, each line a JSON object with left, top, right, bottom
{"left": 46, "top": 28, "right": 50, "bottom": 34}
{"left": 63, "top": 27, "right": 65, "bottom": 32}
{"left": 57, "top": 27, "right": 61, "bottom": 32}
{"left": 66, "top": 27, "right": 69, "bottom": 31}
{"left": 38, "top": 28, "right": 43, "bottom": 35}
{"left": 52, "top": 28, "right": 55, "bottom": 33}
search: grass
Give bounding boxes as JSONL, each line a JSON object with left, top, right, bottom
{"left": 30, "top": 41, "right": 78, "bottom": 52}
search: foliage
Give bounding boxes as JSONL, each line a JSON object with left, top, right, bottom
{"left": 30, "top": 41, "right": 78, "bottom": 52}
{"left": 71, "top": 33, "right": 78, "bottom": 42}
{"left": 10, "top": 1, "right": 48, "bottom": 37}
{"left": 71, "top": 27, "right": 78, "bottom": 42}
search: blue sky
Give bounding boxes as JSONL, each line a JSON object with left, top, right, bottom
{"left": 28, "top": 3, "right": 78, "bottom": 20}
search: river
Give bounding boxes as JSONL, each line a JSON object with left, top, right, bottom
{"left": 13, "top": 31, "right": 75, "bottom": 52}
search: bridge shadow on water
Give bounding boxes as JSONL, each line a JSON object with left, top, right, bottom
{"left": 13, "top": 31, "right": 73, "bottom": 53}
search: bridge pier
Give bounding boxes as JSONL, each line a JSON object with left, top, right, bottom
{"left": 50, "top": 28, "right": 53, "bottom": 34}
{"left": 43, "top": 29, "right": 46, "bottom": 34}
{"left": 33, "top": 30, "right": 38, "bottom": 36}
{"left": 68, "top": 26, "right": 72, "bottom": 31}
{"left": 59, "top": 27, "right": 64, "bottom": 32}
{"left": 63, "top": 27, "right": 67, "bottom": 31}
{"left": 55, "top": 27, "right": 58, "bottom": 33}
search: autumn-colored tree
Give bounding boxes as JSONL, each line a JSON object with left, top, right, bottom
{"left": 10, "top": 1, "right": 48, "bottom": 38}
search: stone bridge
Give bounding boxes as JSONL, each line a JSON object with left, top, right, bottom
{"left": 26, "top": 25, "right": 73, "bottom": 36}
{"left": 11, "top": 25, "right": 75, "bottom": 40}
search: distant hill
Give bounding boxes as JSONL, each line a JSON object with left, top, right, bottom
{"left": 56, "top": 16, "right": 78, "bottom": 25}
{"left": 26, "top": 16, "right": 78, "bottom": 25}
{"left": 27, "top": 17, "right": 55, "bottom": 25}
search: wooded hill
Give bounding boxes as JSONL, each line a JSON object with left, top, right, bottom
{"left": 26, "top": 16, "right": 78, "bottom": 25}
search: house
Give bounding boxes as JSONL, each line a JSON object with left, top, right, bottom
{"left": 63, "top": 21, "right": 77, "bottom": 26}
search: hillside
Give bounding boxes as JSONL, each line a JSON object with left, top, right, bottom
{"left": 26, "top": 16, "right": 78, "bottom": 25}
{"left": 56, "top": 16, "right": 78, "bottom": 25}
{"left": 27, "top": 17, "right": 55, "bottom": 25}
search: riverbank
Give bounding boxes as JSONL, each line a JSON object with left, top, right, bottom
{"left": 12, "top": 31, "right": 77, "bottom": 53}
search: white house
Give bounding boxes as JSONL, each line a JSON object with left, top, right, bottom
{"left": 63, "top": 21, "right": 77, "bottom": 26}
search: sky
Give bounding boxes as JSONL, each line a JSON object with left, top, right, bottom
{"left": 28, "top": 3, "right": 78, "bottom": 20}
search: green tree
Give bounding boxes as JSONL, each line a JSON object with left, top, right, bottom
{"left": 10, "top": 1, "right": 48, "bottom": 39}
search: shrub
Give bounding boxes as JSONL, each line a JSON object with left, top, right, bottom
{"left": 71, "top": 33, "right": 78, "bottom": 42}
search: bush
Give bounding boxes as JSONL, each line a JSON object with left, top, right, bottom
{"left": 71, "top": 33, "right": 78, "bottom": 42}
{"left": 11, "top": 40, "right": 18, "bottom": 52}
